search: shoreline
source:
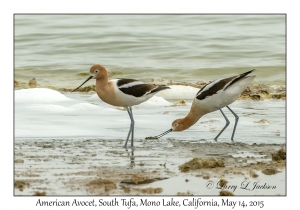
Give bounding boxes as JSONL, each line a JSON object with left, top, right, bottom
{"left": 14, "top": 138, "right": 286, "bottom": 196}
{"left": 14, "top": 79, "right": 286, "bottom": 101}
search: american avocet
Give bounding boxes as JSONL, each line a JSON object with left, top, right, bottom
{"left": 72, "top": 64, "right": 170, "bottom": 147}
{"left": 154, "top": 69, "right": 256, "bottom": 141}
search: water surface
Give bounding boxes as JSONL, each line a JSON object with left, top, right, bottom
{"left": 14, "top": 15, "right": 286, "bottom": 88}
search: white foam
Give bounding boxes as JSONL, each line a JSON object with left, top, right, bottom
{"left": 14, "top": 88, "right": 285, "bottom": 144}
{"left": 15, "top": 88, "right": 72, "bottom": 104}
{"left": 27, "top": 104, "right": 71, "bottom": 113}
{"left": 139, "top": 96, "right": 173, "bottom": 107}
{"left": 68, "top": 103, "right": 103, "bottom": 111}
{"left": 155, "top": 85, "right": 198, "bottom": 100}
{"left": 87, "top": 94, "right": 102, "bottom": 102}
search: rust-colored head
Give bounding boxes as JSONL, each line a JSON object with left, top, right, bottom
{"left": 151, "top": 118, "right": 187, "bottom": 139}
{"left": 71, "top": 64, "right": 108, "bottom": 92}
{"left": 89, "top": 64, "right": 108, "bottom": 79}
{"left": 171, "top": 118, "right": 188, "bottom": 131}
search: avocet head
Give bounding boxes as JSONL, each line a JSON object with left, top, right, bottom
{"left": 72, "top": 64, "right": 108, "bottom": 92}
{"left": 147, "top": 118, "right": 187, "bottom": 139}
{"left": 89, "top": 64, "right": 108, "bottom": 80}
{"left": 171, "top": 118, "right": 186, "bottom": 132}
{"left": 146, "top": 117, "right": 187, "bottom": 140}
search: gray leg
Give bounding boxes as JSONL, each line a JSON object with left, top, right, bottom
{"left": 124, "top": 107, "right": 135, "bottom": 147}
{"left": 124, "top": 108, "right": 132, "bottom": 147}
{"left": 214, "top": 107, "right": 230, "bottom": 141}
{"left": 226, "top": 106, "right": 239, "bottom": 141}
{"left": 129, "top": 107, "right": 135, "bottom": 147}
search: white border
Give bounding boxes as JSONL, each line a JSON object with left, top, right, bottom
{"left": 3, "top": 0, "right": 296, "bottom": 209}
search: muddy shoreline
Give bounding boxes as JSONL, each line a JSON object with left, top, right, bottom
{"left": 14, "top": 78, "right": 286, "bottom": 100}
{"left": 14, "top": 138, "right": 286, "bottom": 196}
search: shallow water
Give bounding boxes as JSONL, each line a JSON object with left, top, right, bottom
{"left": 15, "top": 88, "right": 285, "bottom": 144}
{"left": 14, "top": 138, "right": 285, "bottom": 196}
{"left": 14, "top": 87, "right": 286, "bottom": 196}
{"left": 14, "top": 15, "right": 285, "bottom": 88}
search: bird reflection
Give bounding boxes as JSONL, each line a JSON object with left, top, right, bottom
{"left": 125, "top": 148, "right": 135, "bottom": 168}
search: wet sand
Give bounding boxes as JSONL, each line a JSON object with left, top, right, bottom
{"left": 14, "top": 138, "right": 286, "bottom": 196}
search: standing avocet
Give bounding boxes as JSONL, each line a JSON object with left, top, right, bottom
{"left": 153, "top": 69, "right": 256, "bottom": 141}
{"left": 72, "top": 64, "right": 170, "bottom": 147}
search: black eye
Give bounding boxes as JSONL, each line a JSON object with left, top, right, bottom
{"left": 174, "top": 123, "right": 178, "bottom": 127}
{"left": 95, "top": 70, "right": 99, "bottom": 73}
